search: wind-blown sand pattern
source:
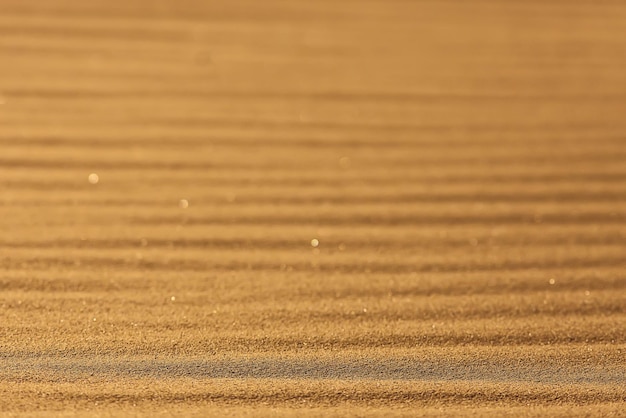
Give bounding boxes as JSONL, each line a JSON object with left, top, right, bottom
{"left": 0, "top": 1, "right": 625, "bottom": 416}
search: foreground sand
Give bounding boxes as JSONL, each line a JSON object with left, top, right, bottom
{"left": 1, "top": 0, "right": 625, "bottom": 416}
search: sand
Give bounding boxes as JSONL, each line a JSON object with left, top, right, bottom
{"left": 0, "top": 0, "right": 625, "bottom": 416}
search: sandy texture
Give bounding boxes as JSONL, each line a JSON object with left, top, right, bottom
{"left": 1, "top": 0, "right": 625, "bottom": 416}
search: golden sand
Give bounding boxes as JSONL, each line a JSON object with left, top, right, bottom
{"left": 0, "top": 1, "right": 624, "bottom": 416}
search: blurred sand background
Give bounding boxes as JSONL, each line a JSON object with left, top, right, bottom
{"left": 0, "top": 0, "right": 625, "bottom": 416}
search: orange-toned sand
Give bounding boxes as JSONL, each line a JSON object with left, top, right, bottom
{"left": 0, "top": 1, "right": 624, "bottom": 416}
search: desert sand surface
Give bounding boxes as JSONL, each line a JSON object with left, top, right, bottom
{"left": 0, "top": 0, "right": 625, "bottom": 416}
